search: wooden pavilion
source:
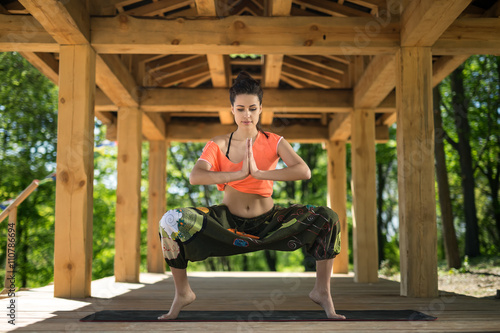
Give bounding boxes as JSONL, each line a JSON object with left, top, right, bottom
{"left": 1, "top": 0, "right": 499, "bottom": 301}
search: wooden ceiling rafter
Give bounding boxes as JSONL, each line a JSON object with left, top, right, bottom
{"left": 288, "top": 55, "right": 348, "bottom": 75}
{"left": 293, "top": 0, "right": 373, "bottom": 17}
{"left": 150, "top": 55, "right": 208, "bottom": 81}
{"left": 122, "top": 0, "right": 194, "bottom": 17}
{"left": 154, "top": 63, "right": 210, "bottom": 87}
{"left": 283, "top": 55, "right": 343, "bottom": 83}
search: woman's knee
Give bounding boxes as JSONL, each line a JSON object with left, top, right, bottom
{"left": 315, "top": 206, "right": 339, "bottom": 224}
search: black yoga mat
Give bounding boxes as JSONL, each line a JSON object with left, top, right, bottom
{"left": 80, "top": 310, "right": 437, "bottom": 322}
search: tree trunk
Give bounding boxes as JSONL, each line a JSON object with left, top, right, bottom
{"left": 376, "top": 161, "right": 387, "bottom": 265}
{"left": 433, "top": 85, "right": 461, "bottom": 269}
{"left": 450, "top": 66, "right": 481, "bottom": 258}
{"left": 264, "top": 250, "right": 277, "bottom": 271}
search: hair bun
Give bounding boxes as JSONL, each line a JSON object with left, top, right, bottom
{"left": 234, "top": 71, "right": 253, "bottom": 83}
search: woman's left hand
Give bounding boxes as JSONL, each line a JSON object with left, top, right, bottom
{"left": 248, "top": 138, "right": 263, "bottom": 179}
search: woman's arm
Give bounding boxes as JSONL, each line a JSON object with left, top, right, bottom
{"left": 250, "top": 137, "right": 311, "bottom": 181}
{"left": 190, "top": 150, "right": 250, "bottom": 185}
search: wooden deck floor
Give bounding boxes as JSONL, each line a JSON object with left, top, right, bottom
{"left": 1, "top": 271, "right": 499, "bottom": 332}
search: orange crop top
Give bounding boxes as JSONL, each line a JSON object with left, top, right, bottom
{"left": 198, "top": 131, "right": 283, "bottom": 197}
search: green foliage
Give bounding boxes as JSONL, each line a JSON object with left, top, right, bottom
{"left": 0, "top": 52, "right": 58, "bottom": 288}
{"left": 439, "top": 55, "right": 500, "bottom": 257}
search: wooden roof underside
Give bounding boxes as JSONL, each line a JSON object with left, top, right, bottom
{"left": 1, "top": 0, "right": 499, "bottom": 142}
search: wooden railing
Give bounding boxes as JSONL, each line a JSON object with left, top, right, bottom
{"left": 0, "top": 180, "right": 39, "bottom": 294}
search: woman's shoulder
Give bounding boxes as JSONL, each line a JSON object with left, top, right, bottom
{"left": 209, "top": 133, "right": 231, "bottom": 151}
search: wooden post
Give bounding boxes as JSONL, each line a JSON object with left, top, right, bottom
{"left": 115, "top": 107, "right": 142, "bottom": 283}
{"left": 2, "top": 207, "right": 17, "bottom": 294}
{"left": 147, "top": 140, "right": 167, "bottom": 273}
{"left": 327, "top": 140, "right": 348, "bottom": 274}
{"left": 396, "top": 47, "right": 438, "bottom": 297}
{"left": 54, "top": 44, "right": 96, "bottom": 298}
{"left": 351, "top": 108, "right": 378, "bottom": 283}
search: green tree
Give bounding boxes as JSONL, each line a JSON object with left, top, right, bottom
{"left": 0, "top": 52, "right": 59, "bottom": 288}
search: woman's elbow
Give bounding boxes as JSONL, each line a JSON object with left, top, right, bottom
{"left": 189, "top": 171, "right": 200, "bottom": 185}
{"left": 303, "top": 165, "right": 311, "bottom": 180}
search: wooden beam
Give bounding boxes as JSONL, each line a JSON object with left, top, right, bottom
{"left": 433, "top": 18, "right": 500, "bottom": 55}
{"left": 147, "top": 141, "right": 167, "bottom": 274}
{"left": 166, "top": 121, "right": 327, "bottom": 143}
{"left": 19, "top": 0, "right": 90, "bottom": 44}
{"left": 19, "top": 52, "right": 59, "bottom": 84}
{"left": 328, "top": 113, "right": 351, "bottom": 141}
{"left": 91, "top": 16, "right": 400, "bottom": 54}
{"left": 351, "top": 108, "right": 378, "bottom": 283}
{"left": 193, "top": 0, "right": 230, "bottom": 124}
{"left": 327, "top": 140, "right": 349, "bottom": 274}
{"left": 54, "top": 45, "right": 95, "bottom": 298}
{"left": 401, "top": 0, "right": 472, "bottom": 46}
{"left": 95, "top": 54, "right": 140, "bottom": 107}
{"left": 432, "top": 55, "right": 470, "bottom": 87}
{"left": 142, "top": 112, "right": 167, "bottom": 140}
{"left": 281, "top": 66, "right": 340, "bottom": 88}
{"left": 261, "top": 0, "right": 293, "bottom": 125}
{"left": 0, "top": 14, "right": 58, "bottom": 52}
{"left": 283, "top": 56, "right": 343, "bottom": 82}
{"left": 396, "top": 47, "right": 438, "bottom": 297}
{"left": 288, "top": 55, "right": 349, "bottom": 75}
{"left": 115, "top": 106, "right": 142, "bottom": 283}
{"left": 354, "top": 54, "right": 395, "bottom": 108}
{"left": 141, "top": 88, "right": 353, "bottom": 113}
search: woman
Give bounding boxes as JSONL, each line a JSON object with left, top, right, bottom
{"left": 158, "top": 71, "right": 344, "bottom": 320}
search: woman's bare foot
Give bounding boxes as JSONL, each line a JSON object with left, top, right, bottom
{"left": 158, "top": 289, "right": 196, "bottom": 320}
{"left": 309, "top": 288, "right": 346, "bottom": 319}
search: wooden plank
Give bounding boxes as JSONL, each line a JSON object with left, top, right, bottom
{"left": 142, "top": 112, "right": 167, "bottom": 140}
{"left": 19, "top": 0, "right": 90, "bottom": 44}
{"left": 401, "top": 0, "right": 472, "bottom": 46}
{"left": 95, "top": 54, "right": 139, "bottom": 107}
{"left": 432, "top": 55, "right": 469, "bottom": 87}
{"left": 396, "top": 47, "right": 438, "bottom": 298}
{"left": 115, "top": 107, "right": 143, "bottom": 283}
{"left": 54, "top": 44, "right": 96, "bottom": 298}
{"left": 0, "top": 14, "right": 59, "bottom": 52}
{"left": 354, "top": 54, "right": 395, "bottom": 108}
{"left": 351, "top": 108, "right": 378, "bottom": 283}
{"left": 95, "top": 89, "right": 118, "bottom": 112}
{"left": 141, "top": 88, "right": 353, "bottom": 113}
{"left": 91, "top": 16, "right": 400, "bottom": 55}
{"left": 327, "top": 141, "right": 349, "bottom": 274}
{"left": 147, "top": 141, "right": 167, "bottom": 274}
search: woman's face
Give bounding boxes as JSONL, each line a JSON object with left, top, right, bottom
{"left": 231, "top": 94, "right": 262, "bottom": 128}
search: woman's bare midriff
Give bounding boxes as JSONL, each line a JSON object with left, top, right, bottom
{"left": 221, "top": 185, "right": 274, "bottom": 218}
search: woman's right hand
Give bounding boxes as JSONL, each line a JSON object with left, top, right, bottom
{"left": 239, "top": 138, "right": 250, "bottom": 179}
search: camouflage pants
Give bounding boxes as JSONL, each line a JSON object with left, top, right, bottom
{"left": 158, "top": 203, "right": 341, "bottom": 269}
